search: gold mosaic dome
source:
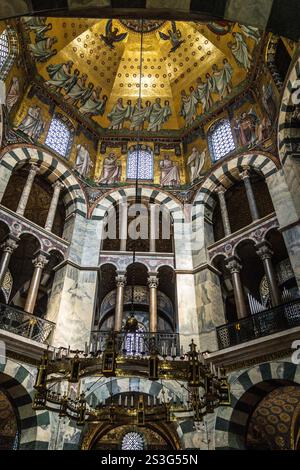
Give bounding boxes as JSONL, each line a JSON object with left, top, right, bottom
{"left": 21, "top": 17, "right": 262, "bottom": 133}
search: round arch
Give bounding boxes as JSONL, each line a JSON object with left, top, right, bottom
{"left": 0, "top": 357, "right": 51, "bottom": 450}
{"left": 278, "top": 54, "right": 300, "bottom": 216}
{"left": 0, "top": 144, "right": 87, "bottom": 217}
{"left": 192, "top": 152, "right": 279, "bottom": 223}
{"left": 91, "top": 186, "right": 184, "bottom": 222}
{"left": 214, "top": 360, "right": 300, "bottom": 449}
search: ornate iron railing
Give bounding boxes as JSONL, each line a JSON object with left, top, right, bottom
{"left": 90, "top": 330, "right": 180, "bottom": 357}
{"left": 0, "top": 303, "right": 55, "bottom": 343}
{"left": 216, "top": 298, "right": 300, "bottom": 350}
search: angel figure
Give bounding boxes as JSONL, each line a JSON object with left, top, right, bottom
{"left": 159, "top": 21, "right": 185, "bottom": 53}
{"left": 100, "top": 20, "right": 127, "bottom": 49}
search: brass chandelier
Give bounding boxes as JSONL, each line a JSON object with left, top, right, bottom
{"left": 33, "top": 19, "right": 230, "bottom": 429}
{"left": 33, "top": 336, "right": 230, "bottom": 426}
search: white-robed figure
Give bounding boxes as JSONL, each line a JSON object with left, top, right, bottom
{"left": 28, "top": 36, "right": 57, "bottom": 62}
{"left": 6, "top": 76, "right": 20, "bottom": 112}
{"left": 212, "top": 60, "right": 233, "bottom": 99}
{"left": 228, "top": 32, "right": 251, "bottom": 70}
{"left": 239, "top": 24, "right": 260, "bottom": 44}
{"left": 17, "top": 105, "right": 44, "bottom": 140}
{"left": 130, "top": 98, "right": 146, "bottom": 130}
{"left": 187, "top": 147, "right": 206, "bottom": 182}
{"left": 180, "top": 88, "right": 198, "bottom": 126}
{"left": 159, "top": 155, "right": 180, "bottom": 187}
{"left": 75, "top": 144, "right": 93, "bottom": 178}
{"left": 107, "top": 98, "right": 128, "bottom": 130}
{"left": 79, "top": 87, "right": 107, "bottom": 117}
{"left": 98, "top": 152, "right": 121, "bottom": 184}
{"left": 147, "top": 98, "right": 171, "bottom": 132}
{"left": 46, "top": 60, "right": 74, "bottom": 91}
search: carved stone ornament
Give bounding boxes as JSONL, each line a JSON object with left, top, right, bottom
{"left": 32, "top": 254, "right": 49, "bottom": 269}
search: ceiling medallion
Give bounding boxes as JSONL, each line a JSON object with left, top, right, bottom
{"left": 119, "top": 19, "right": 166, "bottom": 33}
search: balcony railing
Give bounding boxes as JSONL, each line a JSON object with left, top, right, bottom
{"left": 0, "top": 303, "right": 55, "bottom": 344}
{"left": 90, "top": 330, "right": 180, "bottom": 357}
{"left": 216, "top": 298, "right": 300, "bottom": 350}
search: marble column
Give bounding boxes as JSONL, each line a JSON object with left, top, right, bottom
{"left": 256, "top": 242, "right": 281, "bottom": 306}
{"left": 16, "top": 164, "right": 39, "bottom": 216}
{"left": 24, "top": 254, "right": 48, "bottom": 314}
{"left": 148, "top": 273, "right": 159, "bottom": 334}
{"left": 225, "top": 257, "right": 248, "bottom": 319}
{"left": 216, "top": 186, "right": 231, "bottom": 237}
{"left": 44, "top": 181, "right": 64, "bottom": 232}
{"left": 119, "top": 201, "right": 128, "bottom": 251}
{"left": 149, "top": 203, "right": 157, "bottom": 253}
{"left": 240, "top": 170, "right": 260, "bottom": 221}
{"left": 0, "top": 237, "right": 18, "bottom": 286}
{"left": 114, "top": 272, "right": 126, "bottom": 332}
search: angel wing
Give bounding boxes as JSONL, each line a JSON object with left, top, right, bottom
{"left": 159, "top": 31, "right": 170, "bottom": 41}
{"left": 114, "top": 32, "right": 127, "bottom": 42}
{"left": 105, "top": 19, "right": 112, "bottom": 37}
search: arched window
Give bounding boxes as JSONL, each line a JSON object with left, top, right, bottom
{"left": 121, "top": 432, "right": 145, "bottom": 450}
{"left": 127, "top": 145, "right": 153, "bottom": 180}
{"left": 124, "top": 324, "right": 145, "bottom": 356}
{"left": 0, "top": 28, "right": 18, "bottom": 80}
{"left": 208, "top": 119, "right": 235, "bottom": 161}
{"left": 45, "top": 114, "right": 74, "bottom": 158}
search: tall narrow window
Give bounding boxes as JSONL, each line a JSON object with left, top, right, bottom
{"left": 0, "top": 31, "right": 9, "bottom": 71}
{"left": 208, "top": 119, "right": 235, "bottom": 161}
{"left": 127, "top": 146, "right": 153, "bottom": 180}
{"left": 0, "top": 28, "right": 17, "bottom": 80}
{"left": 121, "top": 432, "right": 145, "bottom": 450}
{"left": 45, "top": 116, "right": 73, "bottom": 158}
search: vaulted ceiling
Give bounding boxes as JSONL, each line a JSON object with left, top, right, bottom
{"left": 21, "top": 17, "right": 262, "bottom": 133}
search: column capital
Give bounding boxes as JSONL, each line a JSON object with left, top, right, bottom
{"left": 29, "top": 164, "right": 40, "bottom": 176}
{"left": 256, "top": 242, "right": 273, "bottom": 260}
{"left": 225, "top": 257, "right": 242, "bottom": 274}
{"left": 32, "top": 254, "right": 48, "bottom": 269}
{"left": 52, "top": 180, "right": 64, "bottom": 191}
{"left": 115, "top": 273, "right": 126, "bottom": 288}
{"left": 148, "top": 274, "right": 159, "bottom": 289}
{"left": 215, "top": 185, "right": 226, "bottom": 195}
{"left": 1, "top": 237, "right": 18, "bottom": 254}
{"left": 239, "top": 169, "right": 251, "bottom": 180}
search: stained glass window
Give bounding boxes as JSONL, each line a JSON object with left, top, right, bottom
{"left": 209, "top": 119, "right": 235, "bottom": 161}
{"left": 127, "top": 148, "right": 153, "bottom": 180}
{"left": 121, "top": 432, "right": 145, "bottom": 450}
{"left": 125, "top": 325, "right": 145, "bottom": 356}
{"left": 45, "top": 117, "right": 72, "bottom": 158}
{"left": 0, "top": 31, "right": 9, "bottom": 72}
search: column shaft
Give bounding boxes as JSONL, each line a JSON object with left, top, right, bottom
{"left": 0, "top": 238, "right": 18, "bottom": 286}
{"left": 16, "top": 165, "right": 39, "bottom": 216}
{"left": 114, "top": 273, "right": 126, "bottom": 332}
{"left": 240, "top": 171, "right": 260, "bottom": 221}
{"left": 226, "top": 258, "right": 248, "bottom": 319}
{"left": 256, "top": 243, "right": 281, "bottom": 307}
{"left": 44, "top": 181, "right": 64, "bottom": 232}
{"left": 119, "top": 201, "right": 128, "bottom": 251}
{"left": 216, "top": 187, "right": 231, "bottom": 237}
{"left": 24, "top": 255, "right": 48, "bottom": 314}
{"left": 149, "top": 204, "right": 157, "bottom": 253}
{"left": 148, "top": 274, "right": 159, "bottom": 333}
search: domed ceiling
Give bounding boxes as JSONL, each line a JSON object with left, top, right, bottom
{"left": 21, "top": 17, "right": 262, "bottom": 134}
